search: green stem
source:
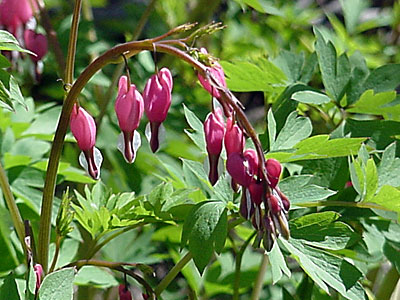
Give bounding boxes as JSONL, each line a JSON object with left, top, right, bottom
{"left": 233, "top": 231, "right": 257, "bottom": 300}
{"left": 49, "top": 235, "right": 62, "bottom": 272}
{"left": 86, "top": 222, "right": 145, "bottom": 259}
{"left": 375, "top": 265, "right": 399, "bottom": 300}
{"left": 37, "top": 28, "right": 262, "bottom": 274}
{"left": 0, "top": 162, "right": 25, "bottom": 252}
{"left": 154, "top": 252, "right": 192, "bottom": 296}
{"left": 250, "top": 253, "right": 269, "bottom": 300}
{"left": 296, "top": 200, "right": 392, "bottom": 211}
{"left": 64, "top": 0, "right": 82, "bottom": 87}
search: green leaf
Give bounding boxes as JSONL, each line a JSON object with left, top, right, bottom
{"left": 182, "top": 158, "right": 212, "bottom": 190}
{"left": 291, "top": 90, "right": 331, "bottom": 105}
{"left": 364, "top": 64, "right": 400, "bottom": 94}
{"left": 378, "top": 143, "right": 400, "bottom": 188}
{"left": 0, "top": 79, "right": 12, "bottom": 111}
{"left": 267, "top": 135, "right": 366, "bottom": 163}
{"left": 181, "top": 201, "right": 227, "bottom": 273}
{"left": 282, "top": 239, "right": 366, "bottom": 300}
{"left": 383, "top": 240, "right": 400, "bottom": 273}
{"left": 369, "top": 185, "right": 400, "bottom": 219}
{"left": 339, "top": 0, "right": 367, "bottom": 34}
{"left": 272, "top": 50, "right": 305, "bottom": 83}
{"left": 232, "top": 0, "right": 283, "bottom": 16}
{"left": 267, "top": 108, "right": 276, "bottom": 150}
{"left": 346, "top": 90, "right": 399, "bottom": 120}
{"left": 0, "top": 30, "right": 19, "bottom": 44}
{"left": 271, "top": 111, "right": 312, "bottom": 151}
{"left": 269, "top": 240, "right": 291, "bottom": 284}
{"left": 39, "top": 268, "right": 75, "bottom": 300}
{"left": 183, "top": 104, "right": 206, "bottom": 152}
{"left": 314, "top": 27, "right": 350, "bottom": 102}
{"left": 74, "top": 266, "right": 118, "bottom": 288}
{"left": 0, "top": 54, "right": 11, "bottom": 68}
{"left": 290, "top": 212, "right": 357, "bottom": 250}
{"left": 9, "top": 76, "right": 27, "bottom": 110}
{"left": 0, "top": 273, "right": 20, "bottom": 300}
{"left": 278, "top": 175, "right": 337, "bottom": 205}
{"left": 220, "top": 58, "right": 286, "bottom": 92}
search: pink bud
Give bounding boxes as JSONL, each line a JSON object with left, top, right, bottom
{"left": 34, "top": 263, "right": 43, "bottom": 291}
{"left": 24, "top": 30, "right": 48, "bottom": 62}
{"left": 204, "top": 108, "right": 225, "bottom": 156}
{"left": 197, "top": 48, "right": 227, "bottom": 99}
{"left": 118, "top": 284, "right": 132, "bottom": 300}
{"left": 226, "top": 152, "right": 252, "bottom": 187}
{"left": 268, "top": 194, "right": 281, "bottom": 215}
{"left": 70, "top": 104, "right": 96, "bottom": 151}
{"left": 224, "top": 118, "right": 244, "bottom": 157}
{"left": 277, "top": 188, "right": 290, "bottom": 212}
{"left": 143, "top": 67, "right": 172, "bottom": 123}
{"left": 265, "top": 158, "right": 282, "bottom": 188}
{"left": 115, "top": 76, "right": 144, "bottom": 132}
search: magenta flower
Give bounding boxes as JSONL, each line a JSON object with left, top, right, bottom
{"left": 224, "top": 117, "right": 244, "bottom": 157}
{"left": 24, "top": 29, "right": 48, "bottom": 63}
{"left": 204, "top": 108, "right": 225, "bottom": 185}
{"left": 70, "top": 104, "right": 102, "bottom": 180}
{"left": 143, "top": 67, "right": 173, "bottom": 152}
{"left": 34, "top": 263, "right": 43, "bottom": 291}
{"left": 265, "top": 158, "right": 282, "bottom": 188}
{"left": 115, "top": 76, "right": 144, "bottom": 163}
{"left": 118, "top": 284, "right": 132, "bottom": 300}
{"left": 248, "top": 179, "right": 264, "bottom": 206}
{"left": 226, "top": 152, "right": 252, "bottom": 187}
{"left": 0, "top": 0, "right": 37, "bottom": 35}
{"left": 197, "top": 48, "right": 227, "bottom": 99}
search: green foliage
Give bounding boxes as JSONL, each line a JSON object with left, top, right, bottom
{"left": 38, "top": 268, "right": 75, "bottom": 300}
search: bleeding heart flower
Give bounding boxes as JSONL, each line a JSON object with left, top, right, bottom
{"left": 224, "top": 117, "right": 244, "bottom": 157}
{"left": 34, "top": 263, "right": 43, "bottom": 291}
{"left": 143, "top": 67, "right": 173, "bottom": 152}
{"left": 115, "top": 76, "right": 144, "bottom": 163}
{"left": 70, "top": 104, "right": 102, "bottom": 180}
{"left": 118, "top": 284, "right": 132, "bottom": 300}
{"left": 265, "top": 158, "right": 282, "bottom": 188}
{"left": 24, "top": 29, "right": 48, "bottom": 62}
{"left": 0, "top": 0, "right": 37, "bottom": 35}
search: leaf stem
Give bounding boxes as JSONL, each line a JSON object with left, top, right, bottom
{"left": 64, "top": 0, "right": 82, "bottom": 88}
{"left": 375, "top": 265, "right": 399, "bottom": 300}
{"left": 233, "top": 231, "right": 257, "bottom": 300}
{"left": 154, "top": 252, "right": 193, "bottom": 296}
{"left": 250, "top": 252, "right": 269, "bottom": 300}
{"left": 296, "top": 200, "right": 392, "bottom": 211}
{"left": 0, "top": 162, "right": 25, "bottom": 252}
{"left": 49, "top": 235, "right": 62, "bottom": 272}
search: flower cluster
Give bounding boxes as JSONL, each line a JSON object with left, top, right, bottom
{"left": 69, "top": 68, "right": 173, "bottom": 179}
{"left": 199, "top": 53, "right": 290, "bottom": 249}
{"left": 0, "top": 0, "right": 48, "bottom": 75}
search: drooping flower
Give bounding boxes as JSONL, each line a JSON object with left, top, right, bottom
{"left": 204, "top": 108, "right": 225, "bottom": 185}
{"left": 115, "top": 76, "right": 144, "bottom": 163}
{"left": 70, "top": 104, "right": 102, "bottom": 180}
{"left": 118, "top": 284, "right": 132, "bottom": 300}
{"left": 24, "top": 29, "right": 48, "bottom": 63}
{"left": 34, "top": 263, "right": 43, "bottom": 291}
{"left": 0, "top": 0, "right": 37, "bottom": 35}
{"left": 226, "top": 152, "right": 252, "bottom": 187}
{"left": 197, "top": 48, "right": 227, "bottom": 99}
{"left": 143, "top": 67, "right": 173, "bottom": 152}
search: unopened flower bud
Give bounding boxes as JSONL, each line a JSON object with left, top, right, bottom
{"left": 277, "top": 188, "right": 290, "bottom": 212}
{"left": 24, "top": 30, "right": 48, "bottom": 63}
{"left": 197, "top": 48, "right": 227, "bottom": 99}
{"left": 0, "top": 0, "right": 37, "bottom": 35}
{"left": 115, "top": 76, "right": 144, "bottom": 163}
{"left": 268, "top": 194, "right": 281, "bottom": 215}
{"left": 143, "top": 67, "right": 173, "bottom": 152}
{"left": 248, "top": 179, "right": 264, "bottom": 206}
{"left": 118, "top": 284, "right": 132, "bottom": 300}
{"left": 265, "top": 158, "right": 282, "bottom": 188}
{"left": 224, "top": 117, "right": 244, "bottom": 157}
{"left": 34, "top": 264, "right": 43, "bottom": 291}
{"left": 226, "top": 152, "right": 252, "bottom": 187}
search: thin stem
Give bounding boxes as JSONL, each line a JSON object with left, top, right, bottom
{"left": 233, "top": 231, "right": 257, "bottom": 300}
{"left": 86, "top": 222, "right": 145, "bottom": 259}
{"left": 34, "top": 0, "right": 66, "bottom": 78}
{"left": 375, "top": 265, "right": 399, "bottom": 300}
{"left": 250, "top": 253, "right": 268, "bottom": 300}
{"left": 296, "top": 200, "right": 392, "bottom": 211}
{"left": 0, "top": 162, "right": 25, "bottom": 252}
{"left": 49, "top": 235, "right": 62, "bottom": 272}
{"left": 154, "top": 252, "right": 192, "bottom": 296}
{"left": 132, "top": 0, "right": 158, "bottom": 41}
{"left": 64, "top": 0, "right": 82, "bottom": 87}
